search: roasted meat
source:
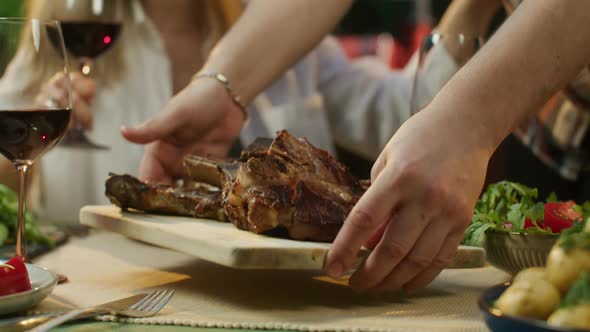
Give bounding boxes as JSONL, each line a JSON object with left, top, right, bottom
{"left": 106, "top": 131, "right": 367, "bottom": 242}
{"left": 184, "top": 130, "right": 366, "bottom": 242}
{"left": 183, "top": 155, "right": 239, "bottom": 188}
{"left": 105, "top": 174, "right": 226, "bottom": 221}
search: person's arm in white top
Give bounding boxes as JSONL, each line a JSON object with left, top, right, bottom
{"left": 317, "top": 38, "right": 415, "bottom": 160}
{"left": 202, "top": 0, "right": 354, "bottom": 103}
{"left": 122, "top": 0, "right": 353, "bottom": 182}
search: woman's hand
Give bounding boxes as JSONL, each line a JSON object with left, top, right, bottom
{"left": 325, "top": 108, "right": 492, "bottom": 294}
{"left": 36, "top": 72, "right": 96, "bottom": 130}
{"left": 121, "top": 78, "right": 246, "bottom": 184}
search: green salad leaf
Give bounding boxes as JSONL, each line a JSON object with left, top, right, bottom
{"left": 462, "top": 221, "right": 494, "bottom": 247}
{"left": 560, "top": 272, "right": 590, "bottom": 308}
{"left": 546, "top": 192, "right": 559, "bottom": 203}
{"left": 578, "top": 201, "right": 590, "bottom": 220}
{"left": 0, "top": 223, "right": 8, "bottom": 246}
{"left": 461, "top": 181, "right": 553, "bottom": 247}
{"left": 558, "top": 218, "right": 590, "bottom": 251}
{"left": 0, "top": 184, "right": 53, "bottom": 246}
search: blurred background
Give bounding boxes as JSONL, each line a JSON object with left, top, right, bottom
{"left": 0, "top": 0, "right": 22, "bottom": 17}
{"left": 0, "top": 0, "right": 504, "bottom": 70}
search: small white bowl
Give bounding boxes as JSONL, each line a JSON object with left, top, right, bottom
{"left": 0, "top": 260, "right": 58, "bottom": 315}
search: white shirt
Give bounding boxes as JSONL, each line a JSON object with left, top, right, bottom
{"left": 0, "top": 7, "right": 455, "bottom": 224}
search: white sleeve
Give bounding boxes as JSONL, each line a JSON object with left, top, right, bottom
{"left": 317, "top": 36, "right": 457, "bottom": 160}
{"left": 407, "top": 41, "right": 461, "bottom": 114}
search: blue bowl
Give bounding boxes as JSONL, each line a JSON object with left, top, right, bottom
{"left": 478, "top": 283, "right": 586, "bottom": 332}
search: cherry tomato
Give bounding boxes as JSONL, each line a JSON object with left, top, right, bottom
{"left": 543, "top": 201, "right": 582, "bottom": 233}
{"left": 0, "top": 256, "right": 31, "bottom": 296}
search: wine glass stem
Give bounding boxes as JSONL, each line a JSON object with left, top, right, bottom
{"left": 15, "top": 162, "right": 30, "bottom": 262}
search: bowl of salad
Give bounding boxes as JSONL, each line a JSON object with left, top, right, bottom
{"left": 483, "top": 230, "right": 558, "bottom": 276}
{"left": 479, "top": 218, "right": 590, "bottom": 331}
{"left": 462, "top": 181, "right": 587, "bottom": 275}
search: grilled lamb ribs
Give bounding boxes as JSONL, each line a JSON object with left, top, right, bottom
{"left": 106, "top": 131, "right": 367, "bottom": 242}
{"left": 184, "top": 130, "right": 366, "bottom": 242}
{"left": 105, "top": 174, "right": 226, "bottom": 221}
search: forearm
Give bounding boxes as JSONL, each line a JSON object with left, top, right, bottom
{"left": 430, "top": 0, "right": 590, "bottom": 154}
{"left": 202, "top": 0, "right": 353, "bottom": 103}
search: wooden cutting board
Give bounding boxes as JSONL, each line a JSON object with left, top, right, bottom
{"left": 80, "top": 205, "right": 485, "bottom": 270}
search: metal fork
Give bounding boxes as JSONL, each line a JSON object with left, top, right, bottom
{"left": 29, "top": 289, "right": 175, "bottom": 332}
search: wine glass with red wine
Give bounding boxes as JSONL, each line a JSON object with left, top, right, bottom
{"left": 0, "top": 19, "right": 72, "bottom": 261}
{"left": 48, "top": 0, "right": 124, "bottom": 150}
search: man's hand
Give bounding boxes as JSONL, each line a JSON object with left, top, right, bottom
{"left": 325, "top": 108, "right": 491, "bottom": 294}
{"left": 121, "top": 78, "right": 245, "bottom": 183}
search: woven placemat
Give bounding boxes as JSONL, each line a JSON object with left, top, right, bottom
{"left": 32, "top": 231, "right": 509, "bottom": 332}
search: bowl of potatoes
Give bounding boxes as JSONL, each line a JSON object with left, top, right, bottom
{"left": 479, "top": 219, "right": 590, "bottom": 331}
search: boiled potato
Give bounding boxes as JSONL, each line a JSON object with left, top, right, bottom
{"left": 547, "top": 304, "right": 590, "bottom": 329}
{"left": 495, "top": 279, "right": 561, "bottom": 320}
{"left": 549, "top": 272, "right": 590, "bottom": 329}
{"left": 546, "top": 247, "right": 590, "bottom": 293}
{"left": 513, "top": 267, "right": 547, "bottom": 284}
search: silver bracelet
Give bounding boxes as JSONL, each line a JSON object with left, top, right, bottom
{"left": 192, "top": 71, "right": 247, "bottom": 116}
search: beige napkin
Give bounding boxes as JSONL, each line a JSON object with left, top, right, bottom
{"left": 32, "top": 231, "right": 509, "bottom": 332}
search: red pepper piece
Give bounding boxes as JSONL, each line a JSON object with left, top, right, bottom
{"left": 0, "top": 256, "right": 32, "bottom": 296}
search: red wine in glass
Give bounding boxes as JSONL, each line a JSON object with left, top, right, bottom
{"left": 0, "top": 109, "right": 71, "bottom": 162}
{"left": 0, "top": 18, "right": 72, "bottom": 263}
{"left": 46, "top": 21, "right": 121, "bottom": 150}
{"left": 48, "top": 21, "right": 121, "bottom": 61}
{"left": 0, "top": 108, "right": 70, "bottom": 262}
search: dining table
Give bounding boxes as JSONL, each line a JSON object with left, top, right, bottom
{"left": 5, "top": 227, "right": 510, "bottom": 332}
{"left": 53, "top": 323, "right": 284, "bottom": 331}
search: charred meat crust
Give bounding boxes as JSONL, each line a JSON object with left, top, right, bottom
{"left": 105, "top": 174, "right": 226, "bottom": 221}
{"left": 219, "top": 130, "right": 365, "bottom": 242}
